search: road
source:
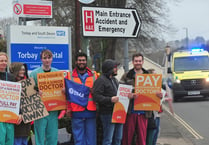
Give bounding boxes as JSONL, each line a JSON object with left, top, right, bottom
{"left": 171, "top": 96, "right": 209, "bottom": 145}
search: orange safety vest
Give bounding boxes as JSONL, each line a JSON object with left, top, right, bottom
{"left": 67, "top": 69, "right": 97, "bottom": 112}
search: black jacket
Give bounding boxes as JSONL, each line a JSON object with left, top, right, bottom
{"left": 93, "top": 74, "right": 118, "bottom": 114}
{"left": 0, "top": 72, "right": 15, "bottom": 81}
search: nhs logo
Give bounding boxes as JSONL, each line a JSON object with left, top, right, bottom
{"left": 56, "top": 31, "right": 65, "bottom": 36}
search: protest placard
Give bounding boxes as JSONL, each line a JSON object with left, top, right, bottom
{"left": 0, "top": 80, "right": 21, "bottom": 124}
{"left": 38, "top": 71, "right": 66, "bottom": 111}
{"left": 134, "top": 74, "right": 162, "bottom": 111}
{"left": 20, "top": 78, "right": 48, "bottom": 123}
{"left": 112, "top": 84, "right": 132, "bottom": 124}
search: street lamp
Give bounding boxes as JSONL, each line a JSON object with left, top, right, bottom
{"left": 183, "top": 27, "right": 189, "bottom": 49}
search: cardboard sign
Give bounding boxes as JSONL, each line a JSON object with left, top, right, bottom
{"left": 0, "top": 80, "right": 21, "bottom": 124}
{"left": 38, "top": 71, "right": 66, "bottom": 111}
{"left": 134, "top": 74, "right": 162, "bottom": 111}
{"left": 112, "top": 84, "right": 132, "bottom": 124}
{"left": 20, "top": 78, "right": 49, "bottom": 123}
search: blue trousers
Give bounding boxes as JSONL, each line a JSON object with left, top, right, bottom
{"left": 14, "top": 137, "right": 28, "bottom": 145}
{"left": 72, "top": 117, "right": 96, "bottom": 145}
{"left": 152, "top": 117, "right": 160, "bottom": 145}
{"left": 0, "top": 122, "right": 14, "bottom": 145}
{"left": 100, "top": 114, "right": 123, "bottom": 145}
{"left": 34, "top": 111, "right": 58, "bottom": 145}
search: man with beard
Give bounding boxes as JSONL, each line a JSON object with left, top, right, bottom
{"left": 66, "top": 52, "right": 98, "bottom": 145}
{"left": 120, "top": 53, "right": 162, "bottom": 145}
{"left": 93, "top": 59, "right": 122, "bottom": 145}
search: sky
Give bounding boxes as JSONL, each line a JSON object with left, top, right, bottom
{"left": 166, "top": 0, "right": 209, "bottom": 41}
{"left": 1, "top": 0, "right": 209, "bottom": 41}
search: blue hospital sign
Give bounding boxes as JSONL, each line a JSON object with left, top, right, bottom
{"left": 9, "top": 25, "right": 71, "bottom": 71}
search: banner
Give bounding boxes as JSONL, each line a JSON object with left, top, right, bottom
{"left": 65, "top": 79, "right": 89, "bottom": 107}
{"left": 0, "top": 80, "right": 21, "bottom": 123}
{"left": 112, "top": 84, "right": 132, "bottom": 124}
{"left": 9, "top": 25, "right": 72, "bottom": 71}
{"left": 134, "top": 74, "right": 162, "bottom": 111}
{"left": 20, "top": 78, "right": 49, "bottom": 123}
{"left": 38, "top": 71, "right": 66, "bottom": 111}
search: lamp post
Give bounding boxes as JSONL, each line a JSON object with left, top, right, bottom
{"left": 183, "top": 27, "right": 189, "bottom": 49}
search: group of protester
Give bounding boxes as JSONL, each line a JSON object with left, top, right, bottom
{"left": 0, "top": 49, "right": 166, "bottom": 145}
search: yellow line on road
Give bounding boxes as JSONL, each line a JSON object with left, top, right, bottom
{"left": 163, "top": 105, "right": 204, "bottom": 140}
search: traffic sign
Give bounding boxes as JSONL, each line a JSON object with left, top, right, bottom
{"left": 13, "top": 0, "right": 52, "bottom": 18}
{"left": 13, "top": 3, "right": 22, "bottom": 15}
{"left": 81, "top": 7, "right": 141, "bottom": 38}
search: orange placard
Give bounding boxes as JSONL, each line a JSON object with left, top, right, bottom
{"left": 112, "top": 84, "right": 132, "bottom": 124}
{"left": 38, "top": 71, "right": 66, "bottom": 111}
{"left": 0, "top": 81, "right": 21, "bottom": 124}
{"left": 134, "top": 74, "right": 162, "bottom": 111}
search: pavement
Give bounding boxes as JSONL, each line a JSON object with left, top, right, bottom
{"left": 156, "top": 107, "right": 194, "bottom": 145}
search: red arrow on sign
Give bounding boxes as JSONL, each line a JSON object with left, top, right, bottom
{"left": 13, "top": 3, "right": 22, "bottom": 15}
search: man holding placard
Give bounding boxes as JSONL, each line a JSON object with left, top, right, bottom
{"left": 30, "top": 49, "right": 60, "bottom": 145}
{"left": 66, "top": 52, "right": 98, "bottom": 145}
{"left": 93, "top": 59, "right": 122, "bottom": 145}
{"left": 120, "top": 53, "right": 162, "bottom": 145}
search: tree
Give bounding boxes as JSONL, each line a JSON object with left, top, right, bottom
{"left": 0, "top": 39, "right": 6, "bottom": 52}
{"left": 194, "top": 36, "right": 205, "bottom": 47}
{"left": 46, "top": 0, "right": 178, "bottom": 71}
{"left": 0, "top": 17, "right": 18, "bottom": 40}
{"left": 88, "top": 0, "right": 178, "bottom": 62}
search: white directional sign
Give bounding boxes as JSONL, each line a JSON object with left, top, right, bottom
{"left": 82, "top": 7, "right": 141, "bottom": 38}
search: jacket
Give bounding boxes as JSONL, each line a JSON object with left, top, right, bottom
{"left": 93, "top": 59, "right": 119, "bottom": 114}
{"left": 9, "top": 62, "right": 31, "bottom": 137}
{"left": 0, "top": 72, "right": 15, "bottom": 82}
{"left": 14, "top": 122, "right": 31, "bottom": 137}
{"left": 67, "top": 67, "right": 97, "bottom": 112}
{"left": 120, "top": 68, "right": 152, "bottom": 118}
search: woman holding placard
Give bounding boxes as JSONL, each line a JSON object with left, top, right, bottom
{"left": 9, "top": 62, "right": 31, "bottom": 145}
{"left": 0, "top": 52, "right": 16, "bottom": 145}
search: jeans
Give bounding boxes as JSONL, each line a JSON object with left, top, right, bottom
{"left": 100, "top": 114, "right": 123, "bottom": 145}
{"left": 14, "top": 137, "right": 28, "bottom": 145}
{"left": 152, "top": 117, "right": 160, "bottom": 145}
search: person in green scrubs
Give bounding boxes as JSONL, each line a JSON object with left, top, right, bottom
{"left": 30, "top": 49, "right": 59, "bottom": 145}
{"left": 0, "top": 52, "right": 16, "bottom": 145}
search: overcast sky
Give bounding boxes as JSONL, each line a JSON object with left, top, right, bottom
{"left": 166, "top": 0, "right": 209, "bottom": 41}
{"left": 1, "top": 0, "right": 209, "bottom": 41}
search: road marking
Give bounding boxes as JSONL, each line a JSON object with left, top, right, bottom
{"left": 163, "top": 105, "right": 204, "bottom": 140}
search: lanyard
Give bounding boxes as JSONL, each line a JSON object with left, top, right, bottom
{"left": 6, "top": 72, "right": 7, "bottom": 81}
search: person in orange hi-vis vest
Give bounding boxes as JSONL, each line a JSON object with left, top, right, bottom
{"left": 66, "top": 52, "right": 98, "bottom": 145}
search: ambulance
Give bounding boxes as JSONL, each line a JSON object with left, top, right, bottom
{"left": 170, "top": 48, "right": 209, "bottom": 101}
